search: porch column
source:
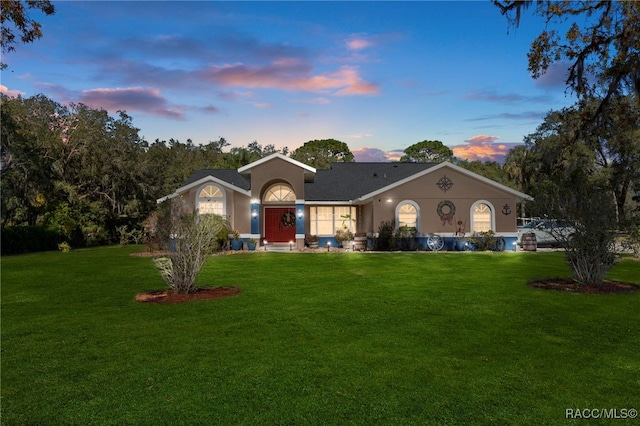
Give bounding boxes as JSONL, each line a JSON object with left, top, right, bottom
{"left": 295, "top": 200, "right": 305, "bottom": 249}
{"left": 250, "top": 200, "right": 260, "bottom": 235}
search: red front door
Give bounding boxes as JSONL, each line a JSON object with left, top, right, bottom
{"left": 265, "top": 207, "right": 296, "bottom": 242}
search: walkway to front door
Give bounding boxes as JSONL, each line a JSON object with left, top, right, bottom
{"left": 264, "top": 207, "right": 296, "bottom": 242}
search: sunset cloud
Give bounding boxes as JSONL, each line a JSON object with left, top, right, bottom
{"left": 347, "top": 38, "right": 373, "bottom": 51}
{"left": 352, "top": 147, "right": 401, "bottom": 162}
{"left": 78, "top": 87, "right": 184, "bottom": 119}
{"left": 0, "top": 85, "right": 24, "bottom": 97}
{"left": 202, "top": 60, "right": 379, "bottom": 96}
{"left": 450, "top": 135, "right": 523, "bottom": 163}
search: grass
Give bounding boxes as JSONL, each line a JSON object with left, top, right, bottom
{"left": 2, "top": 247, "right": 639, "bottom": 425}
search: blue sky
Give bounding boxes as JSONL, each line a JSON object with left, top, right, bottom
{"left": 2, "top": 1, "right": 577, "bottom": 163}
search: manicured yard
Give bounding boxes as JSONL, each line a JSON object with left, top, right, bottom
{"left": 2, "top": 247, "right": 639, "bottom": 424}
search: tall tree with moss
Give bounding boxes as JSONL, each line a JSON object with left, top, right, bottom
{"left": 290, "top": 139, "right": 354, "bottom": 169}
{"left": 522, "top": 104, "right": 633, "bottom": 286}
{"left": 494, "top": 0, "right": 640, "bottom": 114}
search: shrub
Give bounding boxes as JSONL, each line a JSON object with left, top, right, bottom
{"left": 374, "top": 220, "right": 396, "bottom": 251}
{"left": 1, "top": 226, "right": 64, "bottom": 255}
{"left": 154, "top": 209, "right": 229, "bottom": 294}
{"left": 395, "top": 226, "right": 417, "bottom": 251}
{"left": 621, "top": 226, "right": 640, "bottom": 258}
{"left": 468, "top": 230, "right": 496, "bottom": 251}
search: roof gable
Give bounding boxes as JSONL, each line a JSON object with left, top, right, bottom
{"left": 356, "top": 161, "right": 532, "bottom": 202}
{"left": 156, "top": 171, "right": 250, "bottom": 203}
{"left": 237, "top": 153, "right": 316, "bottom": 174}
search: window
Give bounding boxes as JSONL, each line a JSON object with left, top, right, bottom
{"left": 471, "top": 201, "right": 493, "bottom": 232}
{"left": 264, "top": 184, "right": 295, "bottom": 202}
{"left": 396, "top": 201, "right": 419, "bottom": 229}
{"left": 198, "top": 184, "right": 225, "bottom": 215}
{"left": 310, "top": 206, "right": 356, "bottom": 235}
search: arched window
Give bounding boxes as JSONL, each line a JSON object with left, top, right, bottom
{"left": 471, "top": 201, "right": 494, "bottom": 232}
{"left": 264, "top": 183, "right": 295, "bottom": 203}
{"left": 197, "top": 184, "right": 225, "bottom": 215}
{"left": 396, "top": 201, "right": 419, "bottom": 229}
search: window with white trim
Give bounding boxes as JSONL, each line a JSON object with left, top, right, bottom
{"left": 198, "top": 184, "right": 225, "bottom": 215}
{"left": 310, "top": 206, "right": 356, "bottom": 235}
{"left": 471, "top": 202, "right": 493, "bottom": 232}
{"left": 264, "top": 183, "right": 295, "bottom": 202}
{"left": 396, "top": 201, "right": 419, "bottom": 229}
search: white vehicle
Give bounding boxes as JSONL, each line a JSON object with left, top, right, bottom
{"left": 518, "top": 220, "right": 575, "bottom": 248}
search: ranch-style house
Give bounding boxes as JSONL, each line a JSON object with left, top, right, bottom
{"left": 158, "top": 153, "right": 532, "bottom": 250}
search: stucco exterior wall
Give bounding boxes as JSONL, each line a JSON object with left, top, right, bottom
{"left": 371, "top": 167, "right": 518, "bottom": 235}
{"left": 181, "top": 183, "right": 250, "bottom": 231}
{"left": 248, "top": 157, "right": 307, "bottom": 200}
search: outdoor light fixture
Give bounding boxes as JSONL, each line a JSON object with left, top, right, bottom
{"left": 512, "top": 241, "right": 517, "bottom": 252}
{"left": 326, "top": 241, "right": 331, "bottom": 252}
{"left": 251, "top": 209, "right": 257, "bottom": 218}
{"left": 297, "top": 210, "right": 303, "bottom": 219}
{"left": 289, "top": 241, "right": 293, "bottom": 251}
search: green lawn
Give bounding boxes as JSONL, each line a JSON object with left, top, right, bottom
{"left": 2, "top": 247, "right": 639, "bottom": 425}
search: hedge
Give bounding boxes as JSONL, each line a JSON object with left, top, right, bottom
{"left": 1, "top": 226, "right": 65, "bottom": 255}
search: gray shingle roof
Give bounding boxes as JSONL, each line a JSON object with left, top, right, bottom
{"left": 183, "top": 162, "right": 436, "bottom": 200}
{"left": 305, "top": 162, "right": 435, "bottom": 201}
{"left": 184, "top": 169, "right": 250, "bottom": 191}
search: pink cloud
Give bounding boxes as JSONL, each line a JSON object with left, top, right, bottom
{"left": 202, "top": 60, "right": 378, "bottom": 96}
{"left": 0, "top": 85, "right": 24, "bottom": 97}
{"left": 353, "top": 147, "right": 400, "bottom": 162}
{"left": 451, "top": 135, "right": 523, "bottom": 163}
{"left": 346, "top": 38, "right": 373, "bottom": 51}
{"left": 78, "top": 87, "right": 185, "bottom": 118}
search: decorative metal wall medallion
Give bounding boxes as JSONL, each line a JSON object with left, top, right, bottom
{"left": 436, "top": 175, "right": 453, "bottom": 193}
{"left": 502, "top": 204, "right": 512, "bottom": 215}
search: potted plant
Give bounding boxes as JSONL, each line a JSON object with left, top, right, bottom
{"left": 305, "top": 234, "right": 319, "bottom": 249}
{"left": 247, "top": 238, "right": 257, "bottom": 251}
{"left": 230, "top": 230, "right": 243, "bottom": 250}
{"left": 335, "top": 214, "right": 354, "bottom": 249}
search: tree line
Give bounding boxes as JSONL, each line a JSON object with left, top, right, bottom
{"left": 2, "top": 92, "right": 639, "bottom": 251}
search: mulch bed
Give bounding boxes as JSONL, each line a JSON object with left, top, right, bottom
{"left": 528, "top": 278, "right": 639, "bottom": 294}
{"left": 136, "top": 286, "right": 241, "bottom": 304}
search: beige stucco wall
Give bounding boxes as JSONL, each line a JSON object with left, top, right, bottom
{"left": 370, "top": 167, "right": 518, "bottom": 235}
{"left": 180, "top": 182, "right": 250, "bottom": 231}
{"left": 248, "top": 157, "right": 307, "bottom": 200}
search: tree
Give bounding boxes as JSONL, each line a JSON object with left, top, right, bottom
{"left": 455, "top": 159, "right": 509, "bottom": 187}
{"left": 1, "top": 0, "right": 55, "bottom": 69}
{"left": 154, "top": 201, "right": 229, "bottom": 294}
{"left": 1, "top": 94, "right": 152, "bottom": 246}
{"left": 503, "top": 145, "right": 535, "bottom": 219}
{"left": 522, "top": 105, "right": 621, "bottom": 286}
{"left": 290, "top": 139, "right": 354, "bottom": 169}
{"left": 523, "top": 97, "right": 640, "bottom": 225}
{"left": 494, "top": 1, "right": 640, "bottom": 114}
{"left": 400, "top": 140, "right": 453, "bottom": 163}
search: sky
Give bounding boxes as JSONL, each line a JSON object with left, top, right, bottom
{"left": 1, "top": 0, "right": 579, "bottom": 163}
